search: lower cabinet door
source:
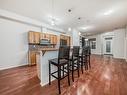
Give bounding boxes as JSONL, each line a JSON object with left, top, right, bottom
{"left": 28, "top": 51, "right": 36, "bottom": 65}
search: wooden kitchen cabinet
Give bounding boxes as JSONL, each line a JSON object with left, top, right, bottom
{"left": 28, "top": 51, "right": 36, "bottom": 65}
{"left": 53, "top": 35, "right": 57, "bottom": 44}
{"left": 67, "top": 37, "right": 71, "bottom": 46}
{"left": 50, "top": 35, "right": 57, "bottom": 44}
{"left": 28, "top": 31, "right": 40, "bottom": 44}
{"left": 28, "top": 51, "right": 40, "bottom": 66}
{"left": 40, "top": 33, "right": 50, "bottom": 40}
{"left": 40, "top": 33, "right": 57, "bottom": 45}
{"left": 60, "top": 35, "right": 71, "bottom": 46}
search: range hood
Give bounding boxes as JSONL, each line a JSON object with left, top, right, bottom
{"left": 40, "top": 39, "right": 52, "bottom": 46}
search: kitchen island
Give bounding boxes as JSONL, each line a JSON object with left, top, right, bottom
{"left": 36, "top": 48, "right": 59, "bottom": 86}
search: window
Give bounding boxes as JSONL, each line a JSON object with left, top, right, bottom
{"left": 89, "top": 38, "right": 96, "bottom": 49}
{"left": 91, "top": 41, "right": 96, "bottom": 49}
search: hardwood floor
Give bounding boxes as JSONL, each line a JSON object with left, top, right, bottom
{"left": 0, "top": 55, "right": 127, "bottom": 95}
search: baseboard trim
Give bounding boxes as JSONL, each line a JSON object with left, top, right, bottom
{"left": 40, "top": 78, "right": 56, "bottom": 87}
{"left": 0, "top": 64, "right": 29, "bottom": 71}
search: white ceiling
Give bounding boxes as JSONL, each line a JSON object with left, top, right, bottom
{"left": 0, "top": 0, "right": 127, "bottom": 35}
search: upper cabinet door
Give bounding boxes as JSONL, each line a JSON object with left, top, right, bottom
{"left": 28, "top": 31, "right": 58, "bottom": 45}
{"left": 53, "top": 35, "right": 57, "bottom": 45}
{"left": 40, "top": 33, "right": 50, "bottom": 40}
{"left": 34, "top": 32, "right": 40, "bottom": 44}
{"left": 67, "top": 37, "right": 71, "bottom": 46}
{"left": 28, "top": 31, "right": 40, "bottom": 44}
{"left": 50, "top": 35, "right": 54, "bottom": 44}
{"left": 28, "top": 31, "right": 35, "bottom": 44}
{"left": 50, "top": 35, "right": 57, "bottom": 44}
{"left": 40, "top": 33, "right": 45, "bottom": 40}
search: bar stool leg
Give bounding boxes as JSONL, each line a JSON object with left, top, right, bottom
{"left": 85, "top": 56, "right": 88, "bottom": 70}
{"left": 87, "top": 56, "right": 89, "bottom": 70}
{"left": 77, "top": 59, "right": 80, "bottom": 77}
{"left": 49, "top": 61, "right": 51, "bottom": 85}
{"left": 63, "top": 66, "right": 64, "bottom": 77}
{"left": 58, "top": 66, "right": 61, "bottom": 94}
{"left": 89, "top": 55, "right": 91, "bottom": 68}
{"left": 72, "top": 60, "right": 74, "bottom": 82}
{"left": 81, "top": 58, "right": 84, "bottom": 74}
{"left": 67, "top": 63, "right": 70, "bottom": 86}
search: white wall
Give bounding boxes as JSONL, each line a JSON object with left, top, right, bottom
{"left": 0, "top": 18, "right": 41, "bottom": 70}
{"left": 72, "top": 29, "right": 80, "bottom": 46}
{"left": 125, "top": 26, "right": 127, "bottom": 61}
{"left": 0, "top": 9, "right": 64, "bottom": 33}
{"left": 113, "top": 29, "right": 125, "bottom": 59}
{"left": 87, "top": 28, "right": 126, "bottom": 59}
{"left": 0, "top": 9, "right": 72, "bottom": 70}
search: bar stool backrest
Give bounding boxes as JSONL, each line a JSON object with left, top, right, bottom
{"left": 82, "top": 46, "right": 88, "bottom": 56}
{"left": 58, "top": 46, "right": 70, "bottom": 63}
{"left": 73, "top": 46, "right": 80, "bottom": 58}
{"left": 87, "top": 46, "right": 91, "bottom": 55}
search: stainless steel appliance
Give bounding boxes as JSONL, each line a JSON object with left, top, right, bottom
{"left": 40, "top": 39, "right": 51, "bottom": 46}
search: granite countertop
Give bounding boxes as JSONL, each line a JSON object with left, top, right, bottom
{"left": 38, "top": 48, "right": 59, "bottom": 51}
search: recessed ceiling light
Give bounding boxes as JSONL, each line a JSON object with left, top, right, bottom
{"left": 104, "top": 10, "right": 113, "bottom": 16}
{"left": 68, "top": 9, "right": 72, "bottom": 12}
{"left": 68, "top": 27, "right": 72, "bottom": 31}
{"left": 81, "top": 26, "right": 93, "bottom": 30}
{"left": 78, "top": 17, "right": 81, "bottom": 20}
{"left": 79, "top": 32, "right": 81, "bottom": 35}
{"left": 85, "top": 38, "right": 88, "bottom": 41}
{"left": 51, "top": 20, "right": 55, "bottom": 26}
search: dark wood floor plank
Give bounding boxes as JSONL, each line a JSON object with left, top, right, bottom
{"left": 0, "top": 55, "right": 127, "bottom": 95}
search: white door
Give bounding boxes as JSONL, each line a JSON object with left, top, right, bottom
{"left": 103, "top": 37, "right": 113, "bottom": 55}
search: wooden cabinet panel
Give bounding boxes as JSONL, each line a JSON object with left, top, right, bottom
{"left": 28, "top": 32, "right": 35, "bottom": 43}
{"left": 28, "top": 31, "right": 40, "bottom": 44}
{"left": 67, "top": 37, "right": 71, "bottom": 46}
{"left": 28, "top": 51, "right": 40, "bottom": 66}
{"left": 34, "top": 32, "right": 40, "bottom": 43}
{"left": 53, "top": 35, "right": 57, "bottom": 44}
{"left": 40, "top": 33, "right": 44, "bottom": 40}
{"left": 40, "top": 33, "right": 50, "bottom": 40}
{"left": 50, "top": 35, "right": 57, "bottom": 44}
{"left": 28, "top": 31, "right": 58, "bottom": 46}
{"left": 50, "top": 35, "right": 54, "bottom": 44}
{"left": 45, "top": 34, "right": 50, "bottom": 39}
{"left": 28, "top": 51, "right": 36, "bottom": 65}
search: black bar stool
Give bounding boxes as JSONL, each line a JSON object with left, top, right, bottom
{"left": 80, "top": 46, "right": 89, "bottom": 73}
{"left": 87, "top": 46, "right": 91, "bottom": 68}
{"left": 49, "top": 46, "right": 70, "bottom": 94}
{"left": 69, "top": 46, "right": 80, "bottom": 82}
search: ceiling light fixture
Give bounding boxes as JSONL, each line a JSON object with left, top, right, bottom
{"left": 85, "top": 38, "right": 88, "bottom": 41}
{"left": 104, "top": 10, "right": 113, "bottom": 16}
{"left": 68, "top": 27, "right": 72, "bottom": 31}
{"left": 68, "top": 9, "right": 72, "bottom": 12}
{"left": 79, "top": 32, "right": 81, "bottom": 35}
{"left": 51, "top": 19, "right": 55, "bottom": 26}
{"left": 78, "top": 17, "right": 81, "bottom": 20}
{"left": 81, "top": 26, "right": 93, "bottom": 30}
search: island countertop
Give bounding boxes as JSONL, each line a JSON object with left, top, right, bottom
{"left": 38, "top": 48, "right": 59, "bottom": 51}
